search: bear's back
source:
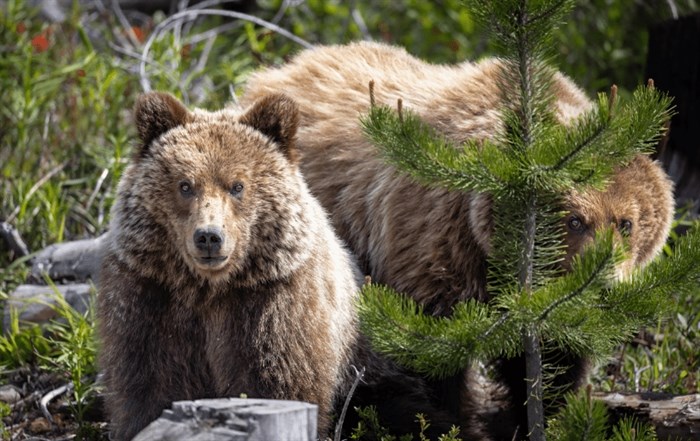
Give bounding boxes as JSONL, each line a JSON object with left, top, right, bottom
{"left": 242, "top": 42, "right": 591, "bottom": 310}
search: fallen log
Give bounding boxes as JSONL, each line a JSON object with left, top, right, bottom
{"left": 594, "top": 392, "right": 700, "bottom": 440}
{"left": 2, "top": 284, "right": 94, "bottom": 332}
{"left": 28, "top": 234, "right": 107, "bottom": 285}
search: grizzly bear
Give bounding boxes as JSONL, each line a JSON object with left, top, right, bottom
{"left": 98, "top": 90, "right": 462, "bottom": 441}
{"left": 241, "top": 41, "right": 675, "bottom": 439}
{"left": 97, "top": 92, "right": 363, "bottom": 440}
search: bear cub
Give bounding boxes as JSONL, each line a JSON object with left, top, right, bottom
{"left": 97, "top": 92, "right": 361, "bottom": 440}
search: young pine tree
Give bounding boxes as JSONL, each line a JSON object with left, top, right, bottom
{"left": 358, "top": 1, "right": 700, "bottom": 440}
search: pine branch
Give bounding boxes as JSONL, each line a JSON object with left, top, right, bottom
{"left": 531, "top": 85, "right": 673, "bottom": 191}
{"left": 528, "top": 0, "right": 571, "bottom": 26}
{"left": 535, "top": 230, "right": 617, "bottom": 323}
{"left": 361, "top": 104, "right": 508, "bottom": 193}
{"left": 547, "top": 93, "right": 611, "bottom": 172}
{"left": 603, "top": 222, "right": 700, "bottom": 324}
{"left": 358, "top": 284, "right": 519, "bottom": 378}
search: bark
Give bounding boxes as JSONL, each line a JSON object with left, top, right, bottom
{"left": 133, "top": 398, "right": 317, "bottom": 441}
{"left": 595, "top": 392, "right": 700, "bottom": 441}
{"left": 646, "top": 13, "right": 700, "bottom": 215}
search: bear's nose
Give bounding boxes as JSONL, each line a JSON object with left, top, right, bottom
{"left": 193, "top": 227, "right": 224, "bottom": 254}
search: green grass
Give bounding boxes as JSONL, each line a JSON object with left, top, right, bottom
{"left": 0, "top": 1, "right": 698, "bottom": 440}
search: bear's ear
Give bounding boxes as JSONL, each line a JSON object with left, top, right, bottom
{"left": 133, "top": 92, "right": 191, "bottom": 156}
{"left": 239, "top": 94, "right": 299, "bottom": 162}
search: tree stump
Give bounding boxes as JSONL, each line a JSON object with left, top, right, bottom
{"left": 132, "top": 398, "right": 318, "bottom": 441}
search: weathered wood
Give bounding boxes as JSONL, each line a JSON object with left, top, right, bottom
{"left": 132, "top": 398, "right": 318, "bottom": 441}
{"left": 595, "top": 392, "right": 700, "bottom": 440}
{"left": 28, "top": 234, "right": 106, "bottom": 284}
{"left": 2, "top": 283, "right": 94, "bottom": 332}
{"left": 0, "top": 221, "right": 30, "bottom": 259}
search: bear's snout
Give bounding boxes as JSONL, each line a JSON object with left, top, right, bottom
{"left": 193, "top": 226, "right": 225, "bottom": 256}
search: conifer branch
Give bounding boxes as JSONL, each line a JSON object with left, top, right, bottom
{"left": 362, "top": 104, "right": 506, "bottom": 193}
{"left": 537, "top": 246, "right": 613, "bottom": 323}
{"left": 608, "top": 84, "right": 618, "bottom": 115}
{"left": 548, "top": 89, "right": 614, "bottom": 172}
{"left": 528, "top": 0, "right": 571, "bottom": 26}
{"left": 484, "top": 311, "right": 510, "bottom": 339}
{"left": 548, "top": 123, "right": 606, "bottom": 172}
{"left": 603, "top": 222, "right": 700, "bottom": 323}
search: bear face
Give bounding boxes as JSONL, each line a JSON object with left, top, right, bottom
{"left": 111, "top": 93, "right": 310, "bottom": 288}
{"left": 563, "top": 155, "right": 674, "bottom": 278}
{"left": 470, "top": 155, "right": 674, "bottom": 279}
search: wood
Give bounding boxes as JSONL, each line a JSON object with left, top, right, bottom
{"left": 28, "top": 234, "right": 106, "bottom": 284}
{"left": 0, "top": 221, "right": 30, "bottom": 259}
{"left": 594, "top": 392, "right": 700, "bottom": 440}
{"left": 2, "top": 283, "right": 94, "bottom": 332}
{"left": 132, "top": 398, "right": 318, "bottom": 441}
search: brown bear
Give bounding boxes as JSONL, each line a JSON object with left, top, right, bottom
{"left": 97, "top": 92, "right": 363, "bottom": 440}
{"left": 241, "top": 41, "right": 675, "bottom": 439}
{"left": 98, "top": 90, "right": 463, "bottom": 441}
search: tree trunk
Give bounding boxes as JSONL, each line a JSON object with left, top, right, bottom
{"left": 646, "top": 13, "right": 700, "bottom": 215}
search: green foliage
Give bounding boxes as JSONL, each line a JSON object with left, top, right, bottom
{"left": 40, "top": 283, "right": 99, "bottom": 432}
{"left": 361, "top": 104, "right": 505, "bottom": 194}
{"left": 558, "top": 0, "right": 698, "bottom": 93}
{"left": 265, "top": 0, "right": 477, "bottom": 63}
{"left": 0, "top": 286, "right": 100, "bottom": 436}
{"left": 463, "top": 0, "right": 576, "bottom": 58}
{"left": 0, "top": 306, "right": 52, "bottom": 370}
{"left": 0, "top": 401, "right": 10, "bottom": 439}
{"left": 546, "top": 388, "right": 609, "bottom": 441}
{"left": 358, "top": 0, "right": 694, "bottom": 439}
{"left": 143, "top": 13, "right": 260, "bottom": 106}
{"left": 362, "top": 77, "right": 673, "bottom": 198}
{"left": 593, "top": 212, "right": 700, "bottom": 395}
{"left": 0, "top": 0, "right": 136, "bottom": 294}
{"left": 358, "top": 284, "right": 516, "bottom": 378}
{"left": 348, "top": 406, "right": 462, "bottom": 441}
{"left": 360, "top": 224, "right": 700, "bottom": 379}
{"left": 546, "top": 388, "right": 658, "bottom": 441}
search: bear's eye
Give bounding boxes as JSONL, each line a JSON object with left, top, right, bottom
{"left": 230, "top": 182, "right": 244, "bottom": 197}
{"left": 179, "top": 181, "right": 193, "bottom": 196}
{"left": 619, "top": 219, "right": 633, "bottom": 236}
{"left": 567, "top": 216, "right": 585, "bottom": 232}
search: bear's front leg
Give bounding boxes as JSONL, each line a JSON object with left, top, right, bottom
{"left": 98, "top": 262, "right": 210, "bottom": 440}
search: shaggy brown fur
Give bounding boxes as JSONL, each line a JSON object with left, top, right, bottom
{"left": 98, "top": 92, "right": 361, "bottom": 440}
{"left": 241, "top": 41, "right": 675, "bottom": 439}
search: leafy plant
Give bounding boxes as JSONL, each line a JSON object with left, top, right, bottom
{"left": 546, "top": 387, "right": 658, "bottom": 441}
{"left": 0, "top": 0, "right": 136, "bottom": 294}
{"left": 0, "top": 306, "right": 52, "bottom": 370}
{"left": 40, "top": 282, "right": 99, "bottom": 434}
{"left": 349, "top": 406, "right": 461, "bottom": 441}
